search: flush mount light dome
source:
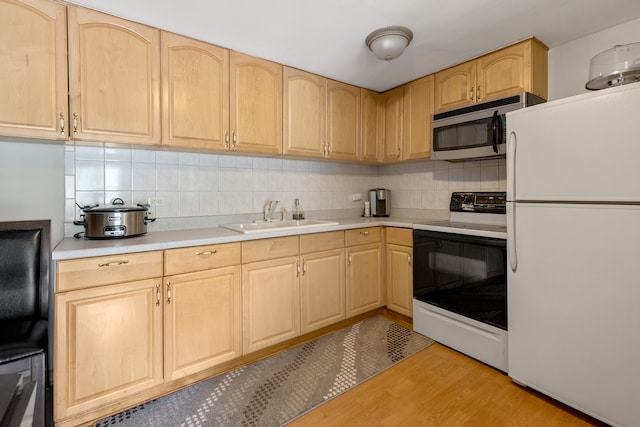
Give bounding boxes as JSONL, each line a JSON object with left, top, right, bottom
{"left": 365, "top": 26, "right": 413, "bottom": 61}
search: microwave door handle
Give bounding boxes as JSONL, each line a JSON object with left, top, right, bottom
{"left": 491, "top": 110, "right": 500, "bottom": 153}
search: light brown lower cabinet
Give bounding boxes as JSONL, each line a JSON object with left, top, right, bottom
{"left": 242, "top": 255, "right": 301, "bottom": 354}
{"left": 163, "top": 243, "right": 242, "bottom": 381}
{"left": 55, "top": 254, "right": 164, "bottom": 421}
{"left": 242, "top": 232, "right": 347, "bottom": 353}
{"left": 163, "top": 252, "right": 241, "bottom": 381}
{"left": 300, "top": 232, "right": 346, "bottom": 334}
{"left": 54, "top": 280, "right": 163, "bottom": 418}
{"left": 385, "top": 228, "right": 413, "bottom": 317}
{"left": 53, "top": 229, "right": 379, "bottom": 424}
{"left": 345, "top": 227, "right": 384, "bottom": 317}
{"left": 54, "top": 245, "right": 242, "bottom": 424}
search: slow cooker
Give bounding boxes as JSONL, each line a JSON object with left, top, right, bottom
{"left": 74, "top": 198, "right": 156, "bottom": 238}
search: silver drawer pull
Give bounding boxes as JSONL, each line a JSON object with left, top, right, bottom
{"left": 360, "top": 231, "right": 369, "bottom": 236}
{"left": 195, "top": 250, "right": 217, "bottom": 256}
{"left": 98, "top": 260, "right": 129, "bottom": 267}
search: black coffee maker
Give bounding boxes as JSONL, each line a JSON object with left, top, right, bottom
{"left": 368, "top": 189, "right": 391, "bottom": 217}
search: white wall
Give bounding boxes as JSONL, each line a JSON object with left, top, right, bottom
{"left": 548, "top": 17, "right": 640, "bottom": 100}
{"left": 0, "top": 139, "right": 65, "bottom": 245}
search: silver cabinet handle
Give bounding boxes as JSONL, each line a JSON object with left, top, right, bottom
{"left": 155, "top": 283, "right": 161, "bottom": 306}
{"left": 470, "top": 87, "right": 474, "bottom": 101}
{"left": 166, "top": 282, "right": 172, "bottom": 304}
{"left": 224, "top": 130, "right": 230, "bottom": 149}
{"left": 59, "top": 112, "right": 65, "bottom": 135}
{"left": 231, "top": 130, "right": 237, "bottom": 149}
{"left": 408, "top": 255, "right": 411, "bottom": 264}
{"left": 97, "top": 260, "right": 129, "bottom": 267}
{"left": 360, "top": 231, "right": 369, "bottom": 236}
{"left": 348, "top": 254, "right": 352, "bottom": 264}
{"left": 477, "top": 85, "right": 481, "bottom": 101}
{"left": 302, "top": 258, "right": 307, "bottom": 275}
{"left": 195, "top": 250, "right": 217, "bottom": 256}
{"left": 296, "top": 259, "right": 300, "bottom": 277}
{"left": 72, "top": 112, "right": 78, "bottom": 136}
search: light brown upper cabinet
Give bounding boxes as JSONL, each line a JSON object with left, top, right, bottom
{"left": 230, "top": 51, "right": 283, "bottom": 155}
{"left": 435, "top": 38, "right": 548, "bottom": 113}
{"left": 380, "top": 86, "right": 404, "bottom": 163}
{"left": 284, "top": 68, "right": 326, "bottom": 158}
{"left": 326, "top": 80, "right": 360, "bottom": 161}
{"left": 0, "top": 0, "right": 68, "bottom": 140}
{"left": 67, "top": 6, "right": 161, "bottom": 145}
{"left": 403, "top": 74, "right": 434, "bottom": 160}
{"left": 359, "top": 89, "right": 382, "bottom": 163}
{"left": 284, "top": 67, "right": 359, "bottom": 161}
{"left": 161, "top": 32, "right": 229, "bottom": 150}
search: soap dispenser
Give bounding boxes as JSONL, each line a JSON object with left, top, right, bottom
{"left": 292, "top": 198, "right": 304, "bottom": 220}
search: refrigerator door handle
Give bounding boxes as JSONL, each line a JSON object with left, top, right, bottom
{"left": 507, "top": 131, "right": 516, "bottom": 200}
{"left": 507, "top": 202, "right": 517, "bottom": 272}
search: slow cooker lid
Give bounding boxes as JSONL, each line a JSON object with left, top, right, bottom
{"left": 80, "top": 198, "right": 149, "bottom": 213}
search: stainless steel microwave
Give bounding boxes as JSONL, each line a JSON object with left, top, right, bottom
{"left": 431, "top": 92, "right": 545, "bottom": 161}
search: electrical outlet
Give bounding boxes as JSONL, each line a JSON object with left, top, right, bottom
{"left": 352, "top": 193, "right": 362, "bottom": 202}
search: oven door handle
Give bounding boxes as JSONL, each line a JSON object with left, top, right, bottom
{"left": 507, "top": 202, "right": 517, "bottom": 272}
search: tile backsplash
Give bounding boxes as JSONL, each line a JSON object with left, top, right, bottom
{"left": 65, "top": 145, "right": 505, "bottom": 235}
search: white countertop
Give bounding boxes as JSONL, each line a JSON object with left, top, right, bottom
{"left": 52, "top": 216, "right": 425, "bottom": 260}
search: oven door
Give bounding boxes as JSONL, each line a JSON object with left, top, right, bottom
{"left": 413, "top": 229, "right": 507, "bottom": 330}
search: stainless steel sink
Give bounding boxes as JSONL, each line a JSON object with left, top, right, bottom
{"left": 220, "top": 219, "right": 339, "bottom": 234}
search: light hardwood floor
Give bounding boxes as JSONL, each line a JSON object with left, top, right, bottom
{"left": 290, "top": 315, "right": 607, "bottom": 427}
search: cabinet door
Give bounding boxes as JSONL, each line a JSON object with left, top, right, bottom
{"left": 346, "top": 243, "right": 383, "bottom": 318}
{"left": 54, "top": 278, "right": 163, "bottom": 420}
{"left": 242, "top": 256, "right": 300, "bottom": 353}
{"left": 283, "top": 67, "right": 326, "bottom": 158}
{"left": 161, "top": 32, "right": 229, "bottom": 150}
{"left": 434, "top": 60, "right": 476, "bottom": 113}
{"left": 380, "top": 86, "right": 404, "bottom": 163}
{"left": 164, "top": 266, "right": 241, "bottom": 381}
{"left": 478, "top": 38, "right": 548, "bottom": 102}
{"left": 301, "top": 249, "right": 345, "bottom": 334}
{"left": 327, "top": 80, "right": 360, "bottom": 161}
{"left": 230, "top": 51, "right": 282, "bottom": 154}
{"left": 67, "top": 6, "right": 160, "bottom": 145}
{"left": 359, "top": 89, "right": 381, "bottom": 163}
{"left": 0, "top": 0, "right": 68, "bottom": 140}
{"left": 386, "top": 244, "right": 413, "bottom": 317}
{"left": 403, "top": 74, "right": 434, "bottom": 160}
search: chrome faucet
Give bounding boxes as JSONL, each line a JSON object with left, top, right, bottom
{"left": 264, "top": 200, "right": 280, "bottom": 222}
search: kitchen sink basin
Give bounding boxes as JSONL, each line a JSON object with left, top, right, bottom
{"left": 220, "top": 219, "right": 339, "bottom": 234}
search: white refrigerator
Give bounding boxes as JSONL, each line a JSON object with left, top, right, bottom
{"left": 506, "top": 82, "right": 640, "bottom": 427}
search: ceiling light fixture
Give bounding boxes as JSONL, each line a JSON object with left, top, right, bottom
{"left": 365, "top": 26, "right": 413, "bottom": 61}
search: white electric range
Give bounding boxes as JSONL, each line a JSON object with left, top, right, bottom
{"left": 412, "top": 192, "right": 508, "bottom": 371}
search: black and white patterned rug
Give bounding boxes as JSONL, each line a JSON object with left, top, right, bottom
{"left": 96, "top": 316, "right": 434, "bottom": 427}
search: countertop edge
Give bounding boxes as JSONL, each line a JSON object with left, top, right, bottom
{"left": 52, "top": 217, "right": 425, "bottom": 260}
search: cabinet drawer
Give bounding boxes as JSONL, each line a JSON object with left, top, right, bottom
{"left": 57, "top": 251, "right": 163, "bottom": 292}
{"left": 164, "top": 242, "right": 241, "bottom": 276}
{"left": 345, "top": 227, "right": 381, "bottom": 246}
{"left": 242, "top": 236, "right": 299, "bottom": 263}
{"left": 299, "top": 231, "right": 344, "bottom": 254}
{"left": 386, "top": 227, "right": 413, "bottom": 246}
